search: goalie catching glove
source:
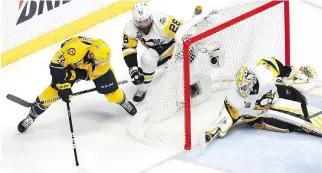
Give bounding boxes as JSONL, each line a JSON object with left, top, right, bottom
{"left": 289, "top": 65, "right": 318, "bottom": 84}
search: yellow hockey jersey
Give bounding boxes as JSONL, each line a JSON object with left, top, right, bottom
{"left": 50, "top": 36, "right": 111, "bottom": 81}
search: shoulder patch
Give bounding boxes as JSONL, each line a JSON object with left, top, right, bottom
{"left": 56, "top": 51, "right": 65, "bottom": 65}
{"left": 136, "top": 32, "right": 143, "bottom": 38}
{"left": 67, "top": 48, "right": 76, "bottom": 55}
{"left": 160, "top": 17, "right": 166, "bottom": 25}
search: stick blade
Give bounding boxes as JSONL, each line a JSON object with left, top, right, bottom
{"left": 118, "top": 79, "right": 129, "bottom": 85}
{"left": 6, "top": 94, "right": 33, "bottom": 107}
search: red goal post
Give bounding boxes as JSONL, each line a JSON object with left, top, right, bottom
{"left": 182, "top": 0, "right": 290, "bottom": 150}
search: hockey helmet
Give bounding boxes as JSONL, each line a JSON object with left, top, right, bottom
{"left": 236, "top": 66, "right": 257, "bottom": 98}
{"left": 62, "top": 38, "right": 88, "bottom": 67}
{"left": 132, "top": 2, "right": 152, "bottom": 28}
{"left": 89, "top": 39, "right": 111, "bottom": 65}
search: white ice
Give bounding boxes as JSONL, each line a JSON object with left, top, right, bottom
{"left": 1, "top": 0, "right": 322, "bottom": 173}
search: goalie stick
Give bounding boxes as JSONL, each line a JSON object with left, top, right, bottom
{"left": 309, "top": 111, "right": 322, "bottom": 118}
{"left": 6, "top": 79, "right": 129, "bottom": 108}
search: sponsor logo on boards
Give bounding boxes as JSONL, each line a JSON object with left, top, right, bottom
{"left": 17, "top": 0, "right": 72, "bottom": 25}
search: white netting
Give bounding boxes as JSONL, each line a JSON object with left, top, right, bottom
{"left": 128, "top": 1, "right": 287, "bottom": 149}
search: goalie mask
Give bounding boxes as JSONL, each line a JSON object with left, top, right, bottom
{"left": 236, "top": 66, "right": 257, "bottom": 98}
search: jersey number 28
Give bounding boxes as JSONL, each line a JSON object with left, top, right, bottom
{"left": 169, "top": 19, "right": 181, "bottom": 33}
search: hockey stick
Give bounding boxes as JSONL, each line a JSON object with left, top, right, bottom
{"left": 66, "top": 101, "right": 79, "bottom": 166}
{"left": 65, "top": 79, "right": 129, "bottom": 166}
{"left": 6, "top": 88, "right": 96, "bottom": 108}
{"left": 6, "top": 80, "right": 129, "bottom": 107}
{"left": 309, "top": 111, "right": 322, "bottom": 118}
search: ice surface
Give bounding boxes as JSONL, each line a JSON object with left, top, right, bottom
{"left": 180, "top": 102, "right": 322, "bottom": 173}
{"left": 1, "top": 0, "right": 322, "bottom": 173}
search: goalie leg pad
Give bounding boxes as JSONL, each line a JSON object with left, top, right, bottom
{"left": 242, "top": 116, "right": 293, "bottom": 133}
{"left": 310, "top": 114, "right": 322, "bottom": 129}
{"left": 268, "top": 98, "right": 322, "bottom": 136}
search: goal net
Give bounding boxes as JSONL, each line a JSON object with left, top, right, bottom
{"left": 128, "top": 0, "right": 290, "bottom": 150}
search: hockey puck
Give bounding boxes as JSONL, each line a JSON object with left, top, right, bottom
{"left": 211, "top": 56, "right": 218, "bottom": 65}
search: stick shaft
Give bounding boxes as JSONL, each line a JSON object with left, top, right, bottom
{"left": 7, "top": 80, "right": 128, "bottom": 107}
{"left": 66, "top": 102, "right": 79, "bottom": 166}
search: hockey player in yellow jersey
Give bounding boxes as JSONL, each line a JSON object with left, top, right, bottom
{"left": 122, "top": 2, "right": 184, "bottom": 102}
{"left": 204, "top": 57, "right": 321, "bottom": 143}
{"left": 18, "top": 36, "right": 137, "bottom": 133}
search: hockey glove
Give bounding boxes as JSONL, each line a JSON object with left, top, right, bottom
{"left": 66, "top": 69, "right": 89, "bottom": 84}
{"left": 129, "top": 66, "right": 145, "bottom": 85}
{"left": 56, "top": 83, "right": 73, "bottom": 103}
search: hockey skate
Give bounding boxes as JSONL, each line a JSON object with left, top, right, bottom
{"left": 120, "top": 99, "right": 137, "bottom": 116}
{"left": 18, "top": 114, "right": 36, "bottom": 133}
{"left": 133, "top": 89, "right": 147, "bottom": 102}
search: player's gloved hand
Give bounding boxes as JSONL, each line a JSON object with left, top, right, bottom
{"left": 129, "top": 66, "right": 145, "bottom": 85}
{"left": 58, "top": 89, "right": 72, "bottom": 103}
{"left": 56, "top": 83, "right": 73, "bottom": 103}
{"left": 65, "top": 69, "right": 89, "bottom": 84}
{"left": 72, "top": 69, "right": 89, "bottom": 81}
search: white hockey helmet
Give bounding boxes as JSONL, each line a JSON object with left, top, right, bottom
{"left": 132, "top": 2, "right": 152, "bottom": 28}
